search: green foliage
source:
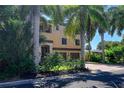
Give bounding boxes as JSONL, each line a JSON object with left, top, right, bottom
{"left": 38, "top": 53, "right": 84, "bottom": 72}
{"left": 97, "top": 41, "right": 121, "bottom": 50}
{"left": 39, "top": 53, "right": 64, "bottom": 72}
{"left": 90, "top": 53, "right": 102, "bottom": 62}
{"left": 105, "top": 45, "right": 124, "bottom": 64}
{"left": 19, "top": 57, "right": 36, "bottom": 76}
{"left": 108, "top": 6, "right": 124, "bottom": 36}
{"left": 0, "top": 19, "right": 36, "bottom": 79}
{"left": 0, "top": 6, "right": 36, "bottom": 80}
{"left": 95, "top": 41, "right": 124, "bottom": 64}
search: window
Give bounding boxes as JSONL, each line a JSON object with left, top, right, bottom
{"left": 45, "top": 25, "right": 52, "bottom": 33}
{"left": 40, "top": 24, "right": 52, "bottom": 33}
{"left": 75, "top": 39, "right": 80, "bottom": 45}
{"left": 70, "top": 53, "right": 80, "bottom": 59}
{"left": 56, "top": 25, "right": 59, "bottom": 30}
{"left": 62, "top": 38, "right": 67, "bottom": 45}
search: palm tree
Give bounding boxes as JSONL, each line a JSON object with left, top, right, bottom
{"left": 17, "top": 6, "right": 41, "bottom": 67}
{"left": 86, "top": 15, "right": 97, "bottom": 61}
{"left": 64, "top": 5, "right": 107, "bottom": 67}
{"left": 98, "top": 28, "right": 106, "bottom": 63}
{"left": 97, "top": 6, "right": 109, "bottom": 63}
{"left": 99, "top": 6, "right": 124, "bottom": 63}
{"left": 31, "top": 6, "right": 41, "bottom": 67}
{"left": 18, "top": 5, "right": 63, "bottom": 68}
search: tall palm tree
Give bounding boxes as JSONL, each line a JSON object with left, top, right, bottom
{"left": 64, "top": 5, "right": 107, "bottom": 67}
{"left": 99, "top": 6, "right": 124, "bottom": 63}
{"left": 86, "top": 15, "right": 97, "bottom": 61}
{"left": 17, "top": 6, "right": 41, "bottom": 67}
{"left": 98, "top": 28, "right": 106, "bottom": 63}
{"left": 31, "top": 6, "right": 41, "bottom": 67}
{"left": 19, "top": 5, "right": 63, "bottom": 67}
{"left": 97, "top": 6, "right": 109, "bottom": 63}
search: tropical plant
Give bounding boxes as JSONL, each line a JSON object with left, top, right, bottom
{"left": 85, "top": 44, "right": 92, "bottom": 61}
{"left": 108, "top": 6, "right": 124, "bottom": 37}
{"left": 97, "top": 41, "right": 121, "bottom": 50}
{"left": 0, "top": 6, "right": 36, "bottom": 79}
{"left": 18, "top": 5, "right": 64, "bottom": 68}
{"left": 90, "top": 53, "right": 102, "bottom": 62}
{"left": 96, "top": 6, "right": 109, "bottom": 63}
{"left": 105, "top": 45, "right": 124, "bottom": 64}
{"left": 64, "top": 5, "right": 107, "bottom": 66}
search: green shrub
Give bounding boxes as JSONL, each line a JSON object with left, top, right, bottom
{"left": 39, "top": 53, "right": 64, "bottom": 72}
{"left": 0, "top": 56, "right": 36, "bottom": 80}
{"left": 19, "top": 57, "right": 36, "bottom": 77}
{"left": 0, "top": 60, "right": 19, "bottom": 80}
{"left": 0, "top": 19, "right": 36, "bottom": 80}
{"left": 90, "top": 53, "right": 102, "bottom": 62}
{"left": 38, "top": 53, "right": 84, "bottom": 72}
{"left": 105, "top": 46, "right": 124, "bottom": 64}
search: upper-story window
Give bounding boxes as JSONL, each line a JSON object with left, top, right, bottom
{"left": 62, "top": 38, "right": 67, "bottom": 45}
{"left": 40, "top": 24, "right": 52, "bottom": 33}
{"left": 56, "top": 24, "right": 59, "bottom": 30}
{"left": 75, "top": 39, "right": 80, "bottom": 46}
{"left": 45, "top": 25, "right": 52, "bottom": 33}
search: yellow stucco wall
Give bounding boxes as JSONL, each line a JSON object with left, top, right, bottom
{"left": 53, "top": 50, "right": 81, "bottom": 58}
{"left": 41, "top": 25, "right": 81, "bottom": 49}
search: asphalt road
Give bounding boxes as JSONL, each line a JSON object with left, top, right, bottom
{"left": 1, "top": 63, "right": 124, "bottom": 88}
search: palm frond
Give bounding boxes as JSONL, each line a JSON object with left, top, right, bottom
{"left": 64, "top": 13, "right": 80, "bottom": 39}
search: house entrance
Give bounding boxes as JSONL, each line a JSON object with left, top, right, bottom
{"left": 41, "top": 45, "right": 50, "bottom": 58}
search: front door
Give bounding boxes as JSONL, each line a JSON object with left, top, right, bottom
{"left": 41, "top": 45, "right": 50, "bottom": 58}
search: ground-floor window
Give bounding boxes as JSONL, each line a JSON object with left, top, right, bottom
{"left": 41, "top": 45, "right": 50, "bottom": 58}
{"left": 70, "top": 53, "right": 80, "bottom": 59}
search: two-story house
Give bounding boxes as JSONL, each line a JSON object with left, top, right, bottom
{"left": 41, "top": 24, "right": 81, "bottom": 59}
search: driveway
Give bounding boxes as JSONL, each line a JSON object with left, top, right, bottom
{"left": 86, "top": 63, "right": 124, "bottom": 74}
{"left": 34, "top": 63, "right": 124, "bottom": 88}
{"left": 1, "top": 63, "right": 124, "bottom": 88}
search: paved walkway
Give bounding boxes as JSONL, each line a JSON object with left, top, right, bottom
{"left": 0, "top": 63, "right": 124, "bottom": 88}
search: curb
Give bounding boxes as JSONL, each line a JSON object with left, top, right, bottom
{"left": 0, "top": 79, "right": 34, "bottom": 88}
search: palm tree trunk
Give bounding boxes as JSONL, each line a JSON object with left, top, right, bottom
{"left": 101, "top": 32, "right": 105, "bottom": 63}
{"left": 88, "top": 42, "right": 91, "bottom": 61}
{"left": 32, "top": 6, "right": 41, "bottom": 67}
{"left": 79, "top": 6, "right": 85, "bottom": 68}
{"left": 80, "top": 30, "right": 85, "bottom": 67}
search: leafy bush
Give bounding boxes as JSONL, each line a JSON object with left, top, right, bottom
{"left": 85, "top": 52, "right": 91, "bottom": 61}
{"left": 38, "top": 53, "right": 84, "bottom": 72}
{"left": 19, "top": 57, "right": 36, "bottom": 78}
{"left": 39, "top": 53, "right": 64, "bottom": 72}
{"left": 90, "top": 53, "right": 102, "bottom": 62}
{"left": 105, "top": 46, "right": 124, "bottom": 64}
{"left": 0, "top": 17, "right": 36, "bottom": 80}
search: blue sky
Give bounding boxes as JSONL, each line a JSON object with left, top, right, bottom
{"left": 91, "top": 30, "right": 124, "bottom": 50}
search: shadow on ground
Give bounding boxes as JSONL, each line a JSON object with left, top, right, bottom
{"left": 3, "top": 70, "right": 124, "bottom": 88}
{"left": 38, "top": 70, "right": 124, "bottom": 88}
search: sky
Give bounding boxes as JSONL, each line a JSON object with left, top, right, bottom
{"left": 91, "top": 30, "right": 124, "bottom": 50}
